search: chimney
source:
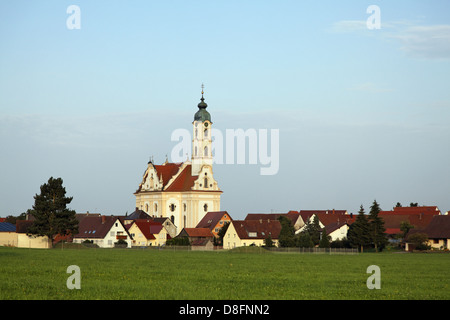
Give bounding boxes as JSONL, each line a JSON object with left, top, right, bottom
{"left": 333, "top": 209, "right": 335, "bottom": 215}
{"left": 101, "top": 216, "right": 106, "bottom": 224}
{"left": 259, "top": 219, "right": 262, "bottom": 224}
{"left": 268, "top": 219, "right": 270, "bottom": 223}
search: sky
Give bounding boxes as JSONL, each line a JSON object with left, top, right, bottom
{"left": 1, "top": 1, "right": 449, "bottom": 219}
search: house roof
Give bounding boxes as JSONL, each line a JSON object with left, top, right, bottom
{"left": 0, "top": 222, "right": 16, "bottom": 232}
{"left": 380, "top": 213, "right": 434, "bottom": 230}
{"left": 196, "top": 211, "right": 231, "bottom": 230}
{"left": 416, "top": 215, "right": 450, "bottom": 239}
{"left": 125, "top": 209, "right": 151, "bottom": 221}
{"left": 231, "top": 220, "right": 282, "bottom": 240}
{"left": 298, "top": 210, "right": 355, "bottom": 226}
{"left": 132, "top": 219, "right": 163, "bottom": 240}
{"left": 181, "top": 228, "right": 214, "bottom": 238}
{"left": 323, "top": 221, "right": 348, "bottom": 235}
{"left": 245, "top": 211, "right": 300, "bottom": 226}
{"left": 391, "top": 206, "right": 441, "bottom": 215}
{"left": 73, "top": 216, "right": 123, "bottom": 239}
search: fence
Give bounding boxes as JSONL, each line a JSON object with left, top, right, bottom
{"left": 266, "top": 247, "right": 358, "bottom": 255}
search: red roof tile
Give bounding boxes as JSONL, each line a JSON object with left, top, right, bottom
{"left": 231, "top": 220, "right": 282, "bottom": 240}
{"left": 181, "top": 228, "right": 214, "bottom": 238}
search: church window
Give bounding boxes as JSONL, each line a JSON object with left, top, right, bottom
{"left": 204, "top": 178, "right": 208, "bottom": 188}
{"left": 183, "top": 215, "right": 186, "bottom": 228}
{"left": 204, "top": 128, "right": 208, "bottom": 138}
{"left": 183, "top": 203, "right": 187, "bottom": 212}
{"left": 154, "top": 203, "right": 158, "bottom": 212}
{"left": 195, "top": 129, "right": 198, "bottom": 138}
{"left": 204, "top": 204, "right": 208, "bottom": 212}
{"left": 195, "top": 146, "right": 198, "bottom": 156}
{"left": 145, "top": 204, "right": 149, "bottom": 212}
{"left": 170, "top": 215, "right": 175, "bottom": 224}
{"left": 170, "top": 204, "right": 176, "bottom": 212}
{"left": 204, "top": 146, "right": 208, "bottom": 156}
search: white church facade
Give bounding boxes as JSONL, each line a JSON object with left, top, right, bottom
{"left": 134, "top": 88, "right": 222, "bottom": 231}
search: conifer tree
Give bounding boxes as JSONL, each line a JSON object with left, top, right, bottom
{"left": 368, "top": 199, "right": 388, "bottom": 252}
{"left": 347, "top": 205, "right": 371, "bottom": 252}
{"left": 26, "top": 177, "right": 78, "bottom": 247}
{"left": 319, "top": 229, "right": 331, "bottom": 248}
{"left": 277, "top": 216, "right": 296, "bottom": 247}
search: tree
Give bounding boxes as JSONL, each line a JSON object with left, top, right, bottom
{"left": 400, "top": 221, "right": 414, "bottom": 239}
{"left": 395, "top": 202, "right": 402, "bottom": 208}
{"left": 407, "top": 233, "right": 429, "bottom": 250}
{"left": 303, "top": 215, "right": 321, "bottom": 246}
{"left": 347, "top": 205, "right": 371, "bottom": 252}
{"left": 217, "top": 221, "right": 230, "bottom": 246}
{"left": 368, "top": 199, "right": 388, "bottom": 252}
{"left": 277, "top": 216, "right": 296, "bottom": 247}
{"left": 319, "top": 229, "right": 331, "bottom": 248}
{"left": 26, "top": 177, "right": 78, "bottom": 247}
{"left": 410, "top": 202, "right": 418, "bottom": 207}
{"left": 264, "top": 235, "right": 274, "bottom": 248}
{"left": 296, "top": 232, "right": 314, "bottom": 248}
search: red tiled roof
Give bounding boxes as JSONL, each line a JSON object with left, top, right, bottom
{"left": 245, "top": 212, "right": 300, "bottom": 226}
{"left": 196, "top": 211, "right": 231, "bottom": 230}
{"left": 164, "top": 164, "right": 198, "bottom": 192}
{"left": 413, "top": 215, "right": 450, "bottom": 239}
{"left": 231, "top": 220, "right": 282, "bottom": 240}
{"left": 298, "top": 210, "right": 355, "bottom": 226}
{"left": 181, "top": 228, "right": 214, "bottom": 238}
{"left": 73, "top": 216, "right": 123, "bottom": 239}
{"left": 153, "top": 163, "right": 183, "bottom": 186}
{"left": 133, "top": 219, "right": 164, "bottom": 240}
{"left": 392, "top": 206, "right": 441, "bottom": 215}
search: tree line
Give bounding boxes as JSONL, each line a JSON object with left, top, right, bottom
{"left": 274, "top": 200, "right": 389, "bottom": 252}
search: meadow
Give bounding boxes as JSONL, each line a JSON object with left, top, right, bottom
{"left": 0, "top": 246, "right": 448, "bottom": 300}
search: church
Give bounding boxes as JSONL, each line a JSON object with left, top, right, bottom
{"left": 134, "top": 88, "right": 222, "bottom": 231}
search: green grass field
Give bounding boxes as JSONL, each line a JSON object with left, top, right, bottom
{"left": 0, "top": 246, "right": 448, "bottom": 300}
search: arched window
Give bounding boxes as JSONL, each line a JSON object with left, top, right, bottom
{"left": 195, "top": 146, "right": 198, "bottom": 156}
{"left": 204, "top": 204, "right": 208, "bottom": 212}
{"left": 183, "top": 203, "right": 187, "bottom": 212}
{"left": 204, "top": 146, "right": 208, "bottom": 156}
{"left": 195, "top": 129, "right": 198, "bottom": 138}
{"left": 204, "top": 129, "right": 208, "bottom": 138}
{"left": 171, "top": 215, "right": 175, "bottom": 224}
{"left": 183, "top": 215, "right": 186, "bottom": 228}
{"left": 170, "top": 204, "right": 176, "bottom": 212}
{"left": 145, "top": 203, "right": 149, "bottom": 212}
{"left": 154, "top": 203, "right": 158, "bottom": 213}
{"left": 204, "top": 177, "right": 208, "bottom": 188}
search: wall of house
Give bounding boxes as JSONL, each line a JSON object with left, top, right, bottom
{"left": 0, "top": 232, "right": 17, "bottom": 247}
{"left": 329, "top": 225, "right": 349, "bottom": 241}
{"left": 223, "top": 223, "right": 242, "bottom": 249}
{"left": 17, "top": 234, "right": 51, "bottom": 249}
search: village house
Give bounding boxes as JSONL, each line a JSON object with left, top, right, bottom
{"left": 295, "top": 210, "right": 354, "bottom": 241}
{"left": 128, "top": 219, "right": 169, "bottom": 247}
{"left": 73, "top": 215, "right": 132, "bottom": 248}
{"left": 195, "top": 211, "right": 232, "bottom": 237}
{"left": 123, "top": 208, "right": 177, "bottom": 238}
{"left": 224, "top": 219, "right": 282, "bottom": 249}
{"left": 406, "top": 215, "right": 450, "bottom": 251}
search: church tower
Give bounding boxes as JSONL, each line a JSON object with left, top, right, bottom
{"left": 192, "top": 85, "right": 213, "bottom": 176}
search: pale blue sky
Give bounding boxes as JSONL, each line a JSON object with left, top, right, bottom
{"left": 1, "top": 1, "right": 449, "bottom": 218}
